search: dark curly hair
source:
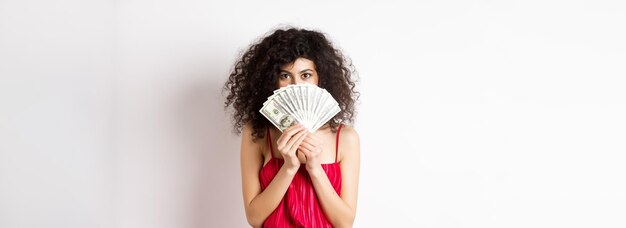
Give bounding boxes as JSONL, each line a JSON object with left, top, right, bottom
{"left": 223, "top": 26, "right": 359, "bottom": 141}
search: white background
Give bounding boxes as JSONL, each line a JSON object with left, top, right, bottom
{"left": 1, "top": 0, "right": 625, "bottom": 227}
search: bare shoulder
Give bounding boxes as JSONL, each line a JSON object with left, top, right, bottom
{"left": 338, "top": 125, "right": 360, "bottom": 161}
{"left": 241, "top": 122, "right": 262, "bottom": 152}
{"left": 339, "top": 125, "right": 360, "bottom": 142}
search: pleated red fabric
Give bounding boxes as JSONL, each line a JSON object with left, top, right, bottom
{"left": 259, "top": 124, "right": 344, "bottom": 228}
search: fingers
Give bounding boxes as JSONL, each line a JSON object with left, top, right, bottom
{"left": 286, "top": 130, "right": 308, "bottom": 152}
{"left": 299, "top": 135, "right": 320, "bottom": 151}
{"left": 299, "top": 148, "right": 312, "bottom": 159}
{"left": 276, "top": 124, "right": 305, "bottom": 149}
{"left": 298, "top": 140, "right": 315, "bottom": 152}
{"left": 296, "top": 149, "right": 307, "bottom": 162}
{"left": 289, "top": 130, "right": 309, "bottom": 150}
{"left": 299, "top": 146, "right": 320, "bottom": 160}
{"left": 298, "top": 140, "right": 322, "bottom": 159}
{"left": 280, "top": 124, "right": 304, "bottom": 139}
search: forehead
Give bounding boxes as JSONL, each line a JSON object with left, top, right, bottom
{"left": 280, "top": 58, "right": 316, "bottom": 71}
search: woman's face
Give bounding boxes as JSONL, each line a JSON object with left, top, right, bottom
{"left": 277, "top": 57, "right": 319, "bottom": 89}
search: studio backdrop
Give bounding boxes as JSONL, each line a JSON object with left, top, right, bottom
{"left": 1, "top": 0, "right": 625, "bottom": 227}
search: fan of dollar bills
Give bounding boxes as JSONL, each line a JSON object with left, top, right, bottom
{"left": 260, "top": 84, "right": 340, "bottom": 132}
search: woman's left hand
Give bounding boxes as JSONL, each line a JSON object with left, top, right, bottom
{"left": 298, "top": 133, "right": 324, "bottom": 173}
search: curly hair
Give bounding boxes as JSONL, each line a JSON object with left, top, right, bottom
{"left": 223, "top": 26, "right": 359, "bottom": 141}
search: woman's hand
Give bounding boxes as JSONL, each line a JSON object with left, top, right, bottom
{"left": 298, "top": 133, "right": 325, "bottom": 173}
{"left": 275, "top": 124, "right": 308, "bottom": 171}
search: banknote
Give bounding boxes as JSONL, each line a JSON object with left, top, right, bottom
{"left": 260, "top": 84, "right": 340, "bottom": 132}
{"left": 260, "top": 99, "right": 297, "bottom": 131}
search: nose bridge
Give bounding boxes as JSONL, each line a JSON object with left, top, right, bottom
{"left": 293, "top": 76, "right": 304, "bottom": 84}
{"left": 285, "top": 76, "right": 296, "bottom": 85}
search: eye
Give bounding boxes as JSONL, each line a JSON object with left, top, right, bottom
{"left": 302, "top": 73, "right": 312, "bottom": 79}
{"left": 279, "top": 73, "right": 290, "bottom": 79}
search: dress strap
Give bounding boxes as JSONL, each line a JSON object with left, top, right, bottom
{"left": 335, "top": 124, "right": 343, "bottom": 163}
{"left": 266, "top": 127, "right": 275, "bottom": 157}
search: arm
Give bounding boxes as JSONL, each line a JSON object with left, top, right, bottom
{"left": 240, "top": 123, "right": 308, "bottom": 227}
{"left": 299, "top": 126, "right": 360, "bottom": 228}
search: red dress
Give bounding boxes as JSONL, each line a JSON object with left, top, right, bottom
{"left": 259, "top": 124, "right": 344, "bottom": 228}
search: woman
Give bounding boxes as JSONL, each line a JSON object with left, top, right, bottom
{"left": 224, "top": 27, "right": 360, "bottom": 228}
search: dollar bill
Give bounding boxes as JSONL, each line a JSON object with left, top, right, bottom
{"left": 260, "top": 99, "right": 297, "bottom": 132}
{"left": 260, "top": 84, "right": 341, "bottom": 133}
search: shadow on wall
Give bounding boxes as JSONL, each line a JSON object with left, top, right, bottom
{"left": 173, "top": 69, "right": 247, "bottom": 228}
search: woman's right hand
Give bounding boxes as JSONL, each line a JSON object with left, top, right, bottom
{"left": 275, "top": 124, "right": 308, "bottom": 170}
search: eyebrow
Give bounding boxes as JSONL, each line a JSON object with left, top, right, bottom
{"left": 299, "top": 69, "right": 313, "bottom": 73}
{"left": 280, "top": 69, "right": 313, "bottom": 74}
